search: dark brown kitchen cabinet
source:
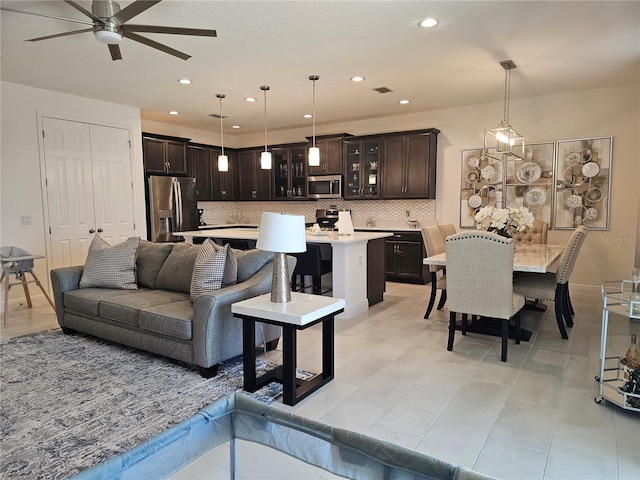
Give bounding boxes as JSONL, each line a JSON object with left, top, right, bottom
{"left": 382, "top": 129, "right": 439, "bottom": 199}
{"left": 385, "top": 232, "right": 429, "bottom": 284}
{"left": 212, "top": 151, "right": 235, "bottom": 201}
{"left": 187, "top": 143, "right": 215, "bottom": 200}
{"left": 306, "top": 134, "right": 351, "bottom": 176}
{"left": 142, "top": 133, "right": 189, "bottom": 175}
{"left": 344, "top": 137, "right": 381, "bottom": 199}
{"left": 236, "top": 149, "right": 272, "bottom": 200}
{"left": 273, "top": 145, "right": 307, "bottom": 199}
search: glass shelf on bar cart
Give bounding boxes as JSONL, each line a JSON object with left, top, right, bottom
{"left": 602, "top": 280, "right": 640, "bottom": 319}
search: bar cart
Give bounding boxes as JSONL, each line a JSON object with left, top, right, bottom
{"left": 595, "top": 280, "right": 640, "bottom": 412}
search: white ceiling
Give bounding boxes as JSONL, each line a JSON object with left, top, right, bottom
{"left": 1, "top": 1, "right": 638, "bottom": 137}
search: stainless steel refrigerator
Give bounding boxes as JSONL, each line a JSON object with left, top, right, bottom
{"left": 148, "top": 176, "right": 199, "bottom": 242}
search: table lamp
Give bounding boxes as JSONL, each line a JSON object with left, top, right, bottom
{"left": 256, "top": 212, "right": 307, "bottom": 302}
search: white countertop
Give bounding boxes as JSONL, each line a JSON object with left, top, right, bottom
{"left": 178, "top": 227, "right": 392, "bottom": 244}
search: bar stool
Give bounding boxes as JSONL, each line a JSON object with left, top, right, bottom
{"left": 291, "top": 244, "right": 332, "bottom": 295}
{"left": 1, "top": 246, "right": 55, "bottom": 324}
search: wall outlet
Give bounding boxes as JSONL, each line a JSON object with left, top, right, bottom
{"left": 20, "top": 214, "right": 32, "bottom": 225}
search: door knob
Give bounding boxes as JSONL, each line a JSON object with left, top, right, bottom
{"left": 89, "top": 228, "right": 96, "bottom": 234}
{"left": 97, "top": 228, "right": 104, "bottom": 233}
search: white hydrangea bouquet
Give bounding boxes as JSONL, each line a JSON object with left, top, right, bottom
{"left": 474, "top": 205, "right": 534, "bottom": 238}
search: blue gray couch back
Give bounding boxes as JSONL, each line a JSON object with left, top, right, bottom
{"left": 136, "top": 240, "right": 272, "bottom": 293}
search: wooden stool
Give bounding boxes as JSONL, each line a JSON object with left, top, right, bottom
{"left": 1, "top": 246, "right": 55, "bottom": 324}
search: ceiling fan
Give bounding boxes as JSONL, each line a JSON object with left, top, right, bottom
{"left": 1, "top": 0, "right": 217, "bottom": 61}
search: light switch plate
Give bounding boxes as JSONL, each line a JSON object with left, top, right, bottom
{"left": 20, "top": 214, "right": 32, "bottom": 225}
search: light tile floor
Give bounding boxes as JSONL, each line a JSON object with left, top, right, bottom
{"left": 2, "top": 282, "right": 639, "bottom": 479}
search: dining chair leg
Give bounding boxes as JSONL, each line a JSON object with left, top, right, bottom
{"left": 567, "top": 285, "right": 575, "bottom": 315}
{"left": 424, "top": 272, "right": 438, "bottom": 319}
{"left": 447, "top": 311, "right": 456, "bottom": 351}
{"left": 437, "top": 290, "right": 447, "bottom": 310}
{"left": 560, "top": 283, "right": 573, "bottom": 327}
{"left": 514, "top": 312, "right": 521, "bottom": 345}
{"left": 501, "top": 319, "right": 508, "bottom": 362}
{"left": 554, "top": 284, "right": 569, "bottom": 339}
{"left": 461, "top": 313, "right": 468, "bottom": 335}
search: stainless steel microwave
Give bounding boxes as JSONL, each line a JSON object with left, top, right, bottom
{"left": 307, "top": 175, "right": 342, "bottom": 199}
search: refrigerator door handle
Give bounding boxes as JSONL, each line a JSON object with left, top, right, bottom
{"left": 174, "top": 180, "right": 183, "bottom": 233}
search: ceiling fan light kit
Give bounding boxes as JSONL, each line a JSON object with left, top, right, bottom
{"left": 2, "top": 0, "right": 217, "bottom": 61}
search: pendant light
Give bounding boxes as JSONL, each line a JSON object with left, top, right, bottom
{"left": 483, "top": 60, "right": 525, "bottom": 160}
{"left": 308, "top": 75, "right": 320, "bottom": 167}
{"left": 260, "top": 85, "right": 272, "bottom": 170}
{"left": 216, "top": 94, "right": 228, "bottom": 172}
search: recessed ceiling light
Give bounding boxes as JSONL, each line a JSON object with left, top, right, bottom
{"left": 168, "top": 110, "right": 179, "bottom": 115}
{"left": 303, "top": 114, "right": 313, "bottom": 119}
{"left": 232, "top": 125, "right": 241, "bottom": 129}
{"left": 245, "top": 97, "right": 257, "bottom": 102}
{"left": 178, "top": 78, "right": 192, "bottom": 85}
{"left": 351, "top": 76, "right": 365, "bottom": 82}
{"left": 399, "top": 99, "right": 410, "bottom": 104}
{"left": 419, "top": 18, "right": 438, "bottom": 28}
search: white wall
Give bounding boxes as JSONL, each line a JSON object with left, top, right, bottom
{"left": 1, "top": 81, "right": 146, "bottom": 307}
{"left": 143, "top": 83, "right": 640, "bottom": 289}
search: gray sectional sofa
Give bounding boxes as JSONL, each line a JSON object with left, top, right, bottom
{"left": 50, "top": 240, "right": 289, "bottom": 378}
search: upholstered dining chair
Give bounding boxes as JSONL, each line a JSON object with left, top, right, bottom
{"left": 437, "top": 223, "right": 457, "bottom": 241}
{"left": 513, "top": 225, "right": 588, "bottom": 339}
{"left": 421, "top": 226, "right": 447, "bottom": 319}
{"left": 512, "top": 219, "right": 548, "bottom": 244}
{"left": 445, "top": 231, "right": 525, "bottom": 362}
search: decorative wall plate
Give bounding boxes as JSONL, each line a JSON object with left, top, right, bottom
{"left": 468, "top": 157, "right": 480, "bottom": 168}
{"left": 582, "top": 162, "right": 600, "bottom": 177}
{"left": 514, "top": 162, "right": 542, "bottom": 184}
{"left": 566, "top": 194, "right": 583, "bottom": 209}
{"left": 585, "top": 207, "right": 598, "bottom": 220}
{"left": 524, "top": 187, "right": 546, "bottom": 207}
{"left": 586, "top": 187, "right": 603, "bottom": 202}
{"left": 565, "top": 152, "right": 582, "bottom": 166}
{"left": 468, "top": 194, "right": 482, "bottom": 208}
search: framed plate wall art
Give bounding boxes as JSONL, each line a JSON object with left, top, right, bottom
{"left": 459, "top": 148, "right": 504, "bottom": 228}
{"left": 554, "top": 136, "right": 613, "bottom": 230}
{"left": 504, "top": 142, "right": 555, "bottom": 227}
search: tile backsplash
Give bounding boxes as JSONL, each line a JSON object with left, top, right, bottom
{"left": 199, "top": 199, "right": 436, "bottom": 229}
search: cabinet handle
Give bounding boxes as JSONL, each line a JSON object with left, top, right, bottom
{"left": 89, "top": 228, "right": 96, "bottom": 234}
{"left": 97, "top": 228, "right": 103, "bottom": 233}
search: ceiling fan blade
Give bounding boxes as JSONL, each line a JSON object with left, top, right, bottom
{"left": 108, "top": 44, "right": 123, "bottom": 61}
{"left": 26, "top": 28, "right": 93, "bottom": 42}
{"left": 63, "top": 0, "right": 104, "bottom": 24}
{"left": 110, "top": 0, "right": 162, "bottom": 26}
{"left": 122, "top": 31, "right": 190, "bottom": 60}
{"left": 0, "top": 6, "right": 93, "bottom": 26}
{"left": 123, "top": 25, "right": 217, "bottom": 37}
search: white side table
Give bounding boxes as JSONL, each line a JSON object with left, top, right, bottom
{"left": 232, "top": 292, "right": 345, "bottom": 406}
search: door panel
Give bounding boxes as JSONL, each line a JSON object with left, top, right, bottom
{"left": 43, "top": 117, "right": 96, "bottom": 270}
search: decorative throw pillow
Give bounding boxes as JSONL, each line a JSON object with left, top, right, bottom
{"left": 79, "top": 236, "right": 139, "bottom": 289}
{"left": 209, "top": 240, "right": 238, "bottom": 286}
{"left": 190, "top": 242, "right": 229, "bottom": 301}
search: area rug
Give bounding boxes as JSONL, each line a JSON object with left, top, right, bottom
{"left": 0, "top": 329, "right": 287, "bottom": 479}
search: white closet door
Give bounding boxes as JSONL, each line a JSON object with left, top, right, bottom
{"left": 43, "top": 117, "right": 136, "bottom": 270}
{"left": 43, "top": 117, "right": 96, "bottom": 269}
{"left": 89, "top": 124, "right": 135, "bottom": 245}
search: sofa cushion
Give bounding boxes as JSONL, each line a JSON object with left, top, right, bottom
{"left": 79, "top": 236, "right": 139, "bottom": 290}
{"left": 64, "top": 288, "right": 143, "bottom": 317}
{"left": 136, "top": 240, "right": 174, "bottom": 289}
{"left": 99, "top": 290, "right": 191, "bottom": 326}
{"left": 190, "top": 241, "right": 228, "bottom": 300}
{"left": 210, "top": 241, "right": 238, "bottom": 286}
{"left": 139, "top": 301, "right": 193, "bottom": 340}
{"left": 236, "top": 249, "right": 273, "bottom": 282}
{"left": 155, "top": 243, "right": 199, "bottom": 293}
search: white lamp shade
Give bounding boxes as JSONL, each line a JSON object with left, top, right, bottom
{"left": 217, "top": 154, "right": 229, "bottom": 172}
{"left": 261, "top": 151, "right": 272, "bottom": 169}
{"left": 308, "top": 146, "right": 320, "bottom": 166}
{"left": 94, "top": 30, "right": 123, "bottom": 44}
{"left": 257, "top": 212, "right": 307, "bottom": 253}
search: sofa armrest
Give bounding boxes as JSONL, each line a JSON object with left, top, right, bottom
{"left": 50, "top": 266, "right": 84, "bottom": 325}
{"left": 191, "top": 256, "right": 296, "bottom": 367}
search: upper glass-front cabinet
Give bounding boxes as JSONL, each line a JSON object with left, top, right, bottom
{"left": 273, "top": 146, "right": 307, "bottom": 199}
{"left": 344, "top": 139, "right": 380, "bottom": 199}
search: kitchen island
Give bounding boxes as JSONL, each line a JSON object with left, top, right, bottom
{"left": 178, "top": 228, "right": 392, "bottom": 319}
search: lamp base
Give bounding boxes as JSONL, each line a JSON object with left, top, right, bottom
{"left": 270, "top": 252, "right": 291, "bottom": 303}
